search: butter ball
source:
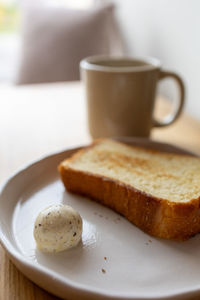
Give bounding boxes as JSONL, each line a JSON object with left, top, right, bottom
{"left": 34, "top": 204, "right": 82, "bottom": 253}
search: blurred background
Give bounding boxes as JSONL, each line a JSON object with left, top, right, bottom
{"left": 0, "top": 0, "right": 199, "bottom": 119}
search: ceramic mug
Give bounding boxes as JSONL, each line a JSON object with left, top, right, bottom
{"left": 80, "top": 56, "right": 185, "bottom": 138}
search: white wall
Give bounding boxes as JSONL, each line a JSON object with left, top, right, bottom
{"left": 113, "top": 0, "right": 200, "bottom": 119}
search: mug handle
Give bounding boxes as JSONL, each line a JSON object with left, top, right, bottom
{"left": 153, "top": 70, "right": 185, "bottom": 127}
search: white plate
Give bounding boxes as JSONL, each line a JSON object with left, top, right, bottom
{"left": 0, "top": 138, "right": 200, "bottom": 300}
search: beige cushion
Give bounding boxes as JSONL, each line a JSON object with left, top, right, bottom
{"left": 16, "top": 4, "right": 123, "bottom": 84}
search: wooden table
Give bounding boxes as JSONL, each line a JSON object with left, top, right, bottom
{"left": 0, "top": 82, "right": 200, "bottom": 300}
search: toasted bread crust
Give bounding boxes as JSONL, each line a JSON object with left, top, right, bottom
{"left": 59, "top": 164, "right": 200, "bottom": 241}
{"left": 58, "top": 140, "right": 200, "bottom": 241}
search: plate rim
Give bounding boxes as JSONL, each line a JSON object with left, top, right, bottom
{"left": 0, "top": 138, "right": 199, "bottom": 300}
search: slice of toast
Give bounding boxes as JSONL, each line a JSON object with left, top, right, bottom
{"left": 58, "top": 139, "right": 200, "bottom": 241}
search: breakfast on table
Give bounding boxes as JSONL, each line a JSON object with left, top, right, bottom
{"left": 33, "top": 56, "right": 191, "bottom": 252}
{"left": 1, "top": 2, "right": 200, "bottom": 299}
{"left": 34, "top": 137, "right": 200, "bottom": 253}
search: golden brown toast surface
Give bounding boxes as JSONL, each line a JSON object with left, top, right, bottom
{"left": 61, "top": 139, "right": 200, "bottom": 202}
{"left": 59, "top": 139, "right": 200, "bottom": 240}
